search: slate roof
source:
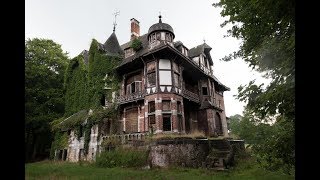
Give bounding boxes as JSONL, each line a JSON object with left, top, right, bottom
{"left": 147, "top": 16, "right": 175, "bottom": 38}
{"left": 103, "top": 32, "right": 124, "bottom": 56}
{"left": 188, "top": 43, "right": 213, "bottom": 65}
{"left": 80, "top": 50, "right": 89, "bottom": 65}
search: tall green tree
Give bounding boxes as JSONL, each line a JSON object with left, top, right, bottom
{"left": 25, "top": 38, "right": 68, "bottom": 162}
{"left": 213, "top": 0, "right": 295, "bottom": 173}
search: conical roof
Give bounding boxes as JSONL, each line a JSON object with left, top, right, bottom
{"left": 104, "top": 32, "right": 124, "bottom": 56}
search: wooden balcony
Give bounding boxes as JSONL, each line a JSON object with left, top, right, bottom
{"left": 182, "top": 89, "right": 200, "bottom": 103}
{"left": 116, "top": 91, "right": 145, "bottom": 105}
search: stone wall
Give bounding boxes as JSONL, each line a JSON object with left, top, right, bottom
{"left": 148, "top": 139, "right": 233, "bottom": 168}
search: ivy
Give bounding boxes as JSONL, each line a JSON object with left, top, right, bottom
{"left": 52, "top": 38, "right": 122, "bottom": 156}
{"left": 83, "top": 106, "right": 118, "bottom": 154}
{"left": 130, "top": 38, "right": 142, "bottom": 51}
{"left": 50, "top": 131, "right": 68, "bottom": 159}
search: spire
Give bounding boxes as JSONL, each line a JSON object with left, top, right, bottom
{"left": 158, "top": 12, "right": 162, "bottom": 23}
{"left": 112, "top": 11, "right": 120, "bottom": 32}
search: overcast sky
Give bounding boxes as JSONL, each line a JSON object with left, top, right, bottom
{"left": 26, "top": 0, "right": 270, "bottom": 117}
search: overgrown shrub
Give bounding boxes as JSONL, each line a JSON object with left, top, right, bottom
{"left": 95, "top": 147, "right": 148, "bottom": 168}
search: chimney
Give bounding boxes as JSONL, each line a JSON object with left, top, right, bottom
{"left": 130, "top": 18, "right": 140, "bottom": 40}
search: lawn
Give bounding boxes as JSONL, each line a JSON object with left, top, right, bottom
{"left": 25, "top": 157, "right": 294, "bottom": 180}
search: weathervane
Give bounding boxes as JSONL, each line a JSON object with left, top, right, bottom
{"left": 113, "top": 11, "right": 120, "bottom": 32}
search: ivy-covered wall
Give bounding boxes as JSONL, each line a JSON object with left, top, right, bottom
{"left": 51, "top": 38, "right": 122, "bottom": 157}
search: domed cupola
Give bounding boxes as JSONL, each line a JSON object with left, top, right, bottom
{"left": 148, "top": 15, "right": 175, "bottom": 46}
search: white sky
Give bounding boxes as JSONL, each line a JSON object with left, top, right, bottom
{"left": 26, "top": 0, "right": 270, "bottom": 117}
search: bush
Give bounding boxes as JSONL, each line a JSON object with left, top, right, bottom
{"left": 95, "top": 147, "right": 148, "bottom": 168}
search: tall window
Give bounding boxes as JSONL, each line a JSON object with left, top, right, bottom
{"left": 126, "top": 73, "right": 142, "bottom": 95}
{"left": 146, "top": 61, "right": 156, "bottom": 87}
{"left": 202, "top": 87, "right": 208, "bottom": 95}
{"left": 163, "top": 115, "right": 171, "bottom": 131}
{"left": 172, "top": 62, "right": 180, "bottom": 88}
{"left": 159, "top": 59, "right": 172, "bottom": 85}
{"left": 177, "top": 101, "right": 182, "bottom": 113}
{"left": 148, "top": 101, "right": 156, "bottom": 124}
{"left": 148, "top": 101, "right": 155, "bottom": 113}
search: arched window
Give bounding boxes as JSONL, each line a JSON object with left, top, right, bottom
{"left": 215, "top": 112, "right": 223, "bottom": 135}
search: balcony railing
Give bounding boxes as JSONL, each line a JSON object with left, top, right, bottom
{"left": 116, "top": 91, "right": 145, "bottom": 105}
{"left": 101, "top": 133, "right": 148, "bottom": 145}
{"left": 182, "top": 89, "right": 200, "bottom": 103}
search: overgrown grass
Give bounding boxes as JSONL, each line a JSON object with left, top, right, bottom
{"left": 149, "top": 130, "right": 207, "bottom": 140}
{"left": 26, "top": 155, "right": 294, "bottom": 180}
{"left": 95, "top": 147, "right": 148, "bottom": 168}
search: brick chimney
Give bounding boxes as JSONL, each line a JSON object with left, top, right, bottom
{"left": 130, "top": 18, "right": 140, "bottom": 40}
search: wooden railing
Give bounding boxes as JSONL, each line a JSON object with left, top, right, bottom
{"left": 101, "top": 133, "right": 148, "bottom": 144}
{"left": 182, "top": 89, "right": 200, "bottom": 103}
{"left": 116, "top": 91, "right": 145, "bottom": 105}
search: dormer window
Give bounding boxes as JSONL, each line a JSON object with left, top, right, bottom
{"left": 124, "top": 48, "right": 134, "bottom": 58}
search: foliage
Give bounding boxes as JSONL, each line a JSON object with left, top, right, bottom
{"left": 229, "top": 111, "right": 294, "bottom": 174}
{"left": 25, "top": 38, "right": 69, "bottom": 162}
{"left": 83, "top": 106, "right": 118, "bottom": 154}
{"left": 56, "top": 110, "right": 88, "bottom": 131}
{"left": 52, "top": 38, "right": 121, "bottom": 157}
{"left": 49, "top": 131, "right": 68, "bottom": 159}
{"left": 87, "top": 39, "right": 121, "bottom": 108}
{"left": 64, "top": 56, "right": 89, "bottom": 117}
{"left": 26, "top": 157, "right": 294, "bottom": 179}
{"left": 213, "top": 0, "right": 295, "bottom": 173}
{"left": 130, "top": 38, "right": 143, "bottom": 51}
{"left": 95, "top": 147, "right": 148, "bottom": 168}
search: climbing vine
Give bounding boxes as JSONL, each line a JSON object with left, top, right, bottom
{"left": 130, "top": 38, "right": 142, "bottom": 51}
{"left": 51, "top": 38, "right": 122, "bottom": 157}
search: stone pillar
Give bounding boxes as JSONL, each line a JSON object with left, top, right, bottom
{"left": 206, "top": 108, "right": 215, "bottom": 137}
{"left": 155, "top": 97, "right": 163, "bottom": 133}
{"left": 171, "top": 98, "right": 178, "bottom": 132}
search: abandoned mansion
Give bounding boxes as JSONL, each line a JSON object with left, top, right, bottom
{"left": 54, "top": 16, "right": 231, "bottom": 162}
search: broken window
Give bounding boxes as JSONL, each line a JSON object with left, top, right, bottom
{"left": 163, "top": 115, "right": 171, "bottom": 131}
{"left": 148, "top": 101, "right": 155, "bottom": 113}
{"left": 162, "top": 100, "right": 171, "bottom": 111}
{"left": 149, "top": 114, "right": 155, "bottom": 124}
{"left": 202, "top": 87, "right": 208, "bottom": 95}
{"left": 147, "top": 72, "right": 156, "bottom": 87}
{"left": 147, "top": 61, "right": 156, "bottom": 73}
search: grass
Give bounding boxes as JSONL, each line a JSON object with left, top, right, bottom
{"left": 25, "top": 156, "right": 294, "bottom": 180}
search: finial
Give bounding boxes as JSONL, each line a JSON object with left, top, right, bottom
{"left": 112, "top": 11, "right": 120, "bottom": 32}
{"left": 159, "top": 12, "right": 162, "bottom": 23}
{"left": 203, "top": 38, "right": 206, "bottom": 44}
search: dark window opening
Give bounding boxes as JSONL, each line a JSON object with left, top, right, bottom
{"left": 131, "top": 83, "right": 135, "bottom": 93}
{"left": 62, "top": 149, "right": 67, "bottom": 161}
{"left": 202, "top": 87, "right": 208, "bottom": 95}
{"left": 148, "top": 101, "right": 155, "bottom": 113}
{"left": 147, "top": 72, "right": 156, "bottom": 87}
{"left": 177, "top": 101, "right": 182, "bottom": 113}
{"left": 149, "top": 115, "right": 155, "bottom": 124}
{"left": 79, "top": 126, "right": 83, "bottom": 137}
{"left": 100, "top": 94, "right": 106, "bottom": 106}
{"left": 163, "top": 115, "right": 171, "bottom": 131}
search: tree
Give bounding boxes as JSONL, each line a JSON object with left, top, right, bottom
{"left": 25, "top": 38, "right": 68, "bottom": 162}
{"left": 213, "top": 0, "right": 295, "bottom": 174}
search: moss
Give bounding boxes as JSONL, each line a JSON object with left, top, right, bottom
{"left": 130, "top": 38, "right": 142, "bottom": 51}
